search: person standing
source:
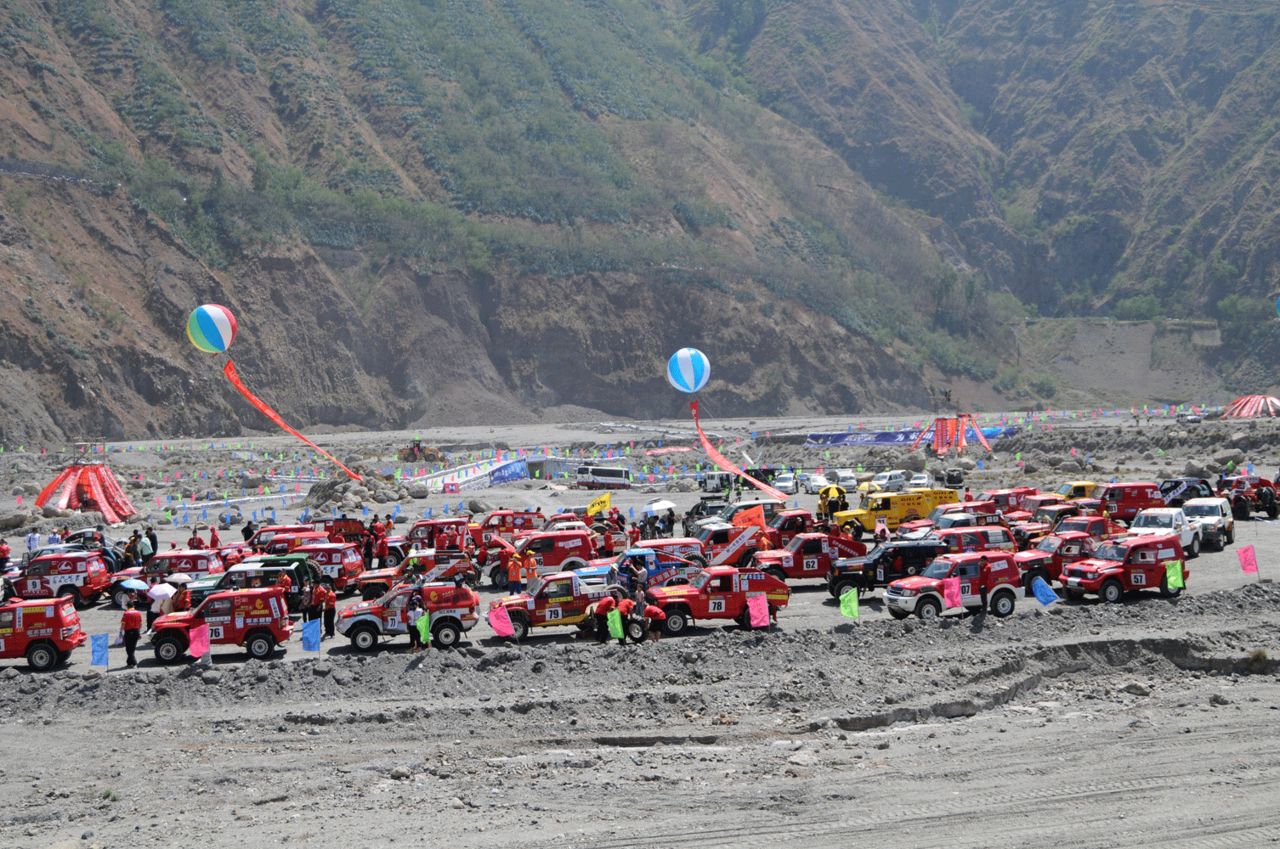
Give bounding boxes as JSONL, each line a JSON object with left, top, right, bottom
{"left": 120, "top": 601, "right": 143, "bottom": 668}
{"left": 241, "top": 520, "right": 256, "bottom": 543}
{"left": 976, "top": 556, "right": 990, "bottom": 616}
{"left": 146, "top": 581, "right": 164, "bottom": 632}
{"left": 0, "top": 537, "right": 10, "bottom": 572}
{"left": 323, "top": 584, "right": 337, "bottom": 639}
{"left": 406, "top": 595, "right": 425, "bottom": 652}
{"left": 171, "top": 586, "right": 191, "bottom": 612}
{"left": 374, "top": 533, "right": 389, "bottom": 569}
{"left": 506, "top": 552, "right": 523, "bottom": 595}
{"left": 137, "top": 531, "right": 153, "bottom": 565}
{"left": 208, "top": 527, "right": 221, "bottom": 548}
{"left": 593, "top": 592, "right": 617, "bottom": 643}
{"left": 301, "top": 582, "right": 320, "bottom": 623}
{"left": 25, "top": 529, "right": 39, "bottom": 554}
{"left": 186, "top": 527, "right": 205, "bottom": 549}
{"left": 521, "top": 548, "right": 538, "bottom": 588}
{"left": 145, "top": 527, "right": 158, "bottom": 561}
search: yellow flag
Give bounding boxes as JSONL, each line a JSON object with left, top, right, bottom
{"left": 587, "top": 491, "right": 612, "bottom": 517}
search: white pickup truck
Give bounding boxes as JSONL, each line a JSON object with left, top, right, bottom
{"left": 1181, "top": 497, "right": 1234, "bottom": 550}
{"left": 1128, "top": 507, "right": 1201, "bottom": 558}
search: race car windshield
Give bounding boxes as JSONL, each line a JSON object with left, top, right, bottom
{"left": 1055, "top": 484, "right": 1075, "bottom": 496}
{"left": 1057, "top": 519, "right": 1087, "bottom": 533}
{"left": 1182, "top": 504, "right": 1217, "bottom": 517}
{"left": 512, "top": 537, "right": 530, "bottom": 554}
{"left": 784, "top": 536, "right": 805, "bottom": 552}
{"left": 688, "top": 571, "right": 712, "bottom": 590}
{"left": 1035, "top": 536, "right": 1061, "bottom": 553}
{"left": 1132, "top": 513, "right": 1172, "bottom": 529}
{"left": 768, "top": 513, "right": 789, "bottom": 529}
{"left": 1092, "top": 543, "right": 1127, "bottom": 562}
{"left": 525, "top": 577, "right": 544, "bottom": 596}
{"left": 926, "top": 506, "right": 950, "bottom": 523}
{"left": 921, "top": 560, "right": 952, "bottom": 579}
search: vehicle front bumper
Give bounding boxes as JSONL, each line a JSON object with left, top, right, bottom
{"left": 884, "top": 591, "right": 918, "bottom": 614}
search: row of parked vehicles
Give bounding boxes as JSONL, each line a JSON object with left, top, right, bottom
{"left": 3, "top": 470, "right": 1266, "bottom": 669}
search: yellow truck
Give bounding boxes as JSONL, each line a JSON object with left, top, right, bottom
{"left": 832, "top": 488, "right": 959, "bottom": 539}
{"left": 1055, "top": 480, "right": 1099, "bottom": 500}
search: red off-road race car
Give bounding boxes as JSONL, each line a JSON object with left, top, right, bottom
{"left": 151, "top": 587, "right": 293, "bottom": 662}
{"left": 1059, "top": 534, "right": 1188, "bottom": 603}
{"left": 0, "top": 596, "right": 86, "bottom": 671}
{"left": 338, "top": 582, "right": 480, "bottom": 650}
{"left": 646, "top": 565, "right": 790, "bottom": 635}
{"left": 487, "top": 572, "right": 613, "bottom": 641}
{"left": 751, "top": 532, "right": 866, "bottom": 583}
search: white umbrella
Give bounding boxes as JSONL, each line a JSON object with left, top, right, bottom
{"left": 644, "top": 499, "right": 677, "bottom": 515}
{"left": 147, "top": 583, "right": 176, "bottom": 601}
{"left": 165, "top": 573, "right": 193, "bottom": 585}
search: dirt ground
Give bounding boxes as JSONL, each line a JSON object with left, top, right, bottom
{"left": 2, "top": 413, "right": 1279, "bottom": 848}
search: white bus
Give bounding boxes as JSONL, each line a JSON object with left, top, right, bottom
{"left": 575, "top": 465, "right": 633, "bottom": 490}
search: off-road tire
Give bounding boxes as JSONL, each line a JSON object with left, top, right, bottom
{"left": 915, "top": 597, "right": 942, "bottom": 621}
{"left": 1160, "top": 574, "right": 1183, "bottom": 599}
{"left": 661, "top": 607, "right": 690, "bottom": 636}
{"left": 25, "top": 641, "right": 58, "bottom": 672}
{"left": 830, "top": 578, "right": 858, "bottom": 599}
{"left": 1187, "top": 536, "right": 1200, "bottom": 558}
{"left": 686, "top": 554, "right": 708, "bottom": 569}
{"left": 1225, "top": 526, "right": 1235, "bottom": 545}
{"left": 1100, "top": 580, "right": 1124, "bottom": 604}
{"left": 888, "top": 608, "right": 909, "bottom": 620}
{"left": 1233, "top": 498, "right": 1251, "bottom": 520}
{"left": 349, "top": 625, "right": 379, "bottom": 652}
{"left": 990, "top": 590, "right": 1016, "bottom": 618}
{"left": 153, "top": 634, "right": 186, "bottom": 664}
{"left": 431, "top": 620, "right": 462, "bottom": 649}
{"left": 245, "top": 631, "right": 275, "bottom": 660}
{"left": 506, "top": 612, "right": 530, "bottom": 642}
{"left": 58, "top": 586, "right": 83, "bottom": 610}
{"left": 113, "top": 587, "right": 135, "bottom": 610}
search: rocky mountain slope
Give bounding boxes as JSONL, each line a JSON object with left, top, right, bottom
{"left": 0, "top": 0, "right": 1277, "bottom": 441}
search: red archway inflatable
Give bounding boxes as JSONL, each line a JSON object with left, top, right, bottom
{"left": 1222, "top": 395, "right": 1280, "bottom": 418}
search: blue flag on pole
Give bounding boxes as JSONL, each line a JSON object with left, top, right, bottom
{"left": 1030, "top": 576, "right": 1059, "bottom": 606}
{"left": 90, "top": 633, "right": 109, "bottom": 667}
{"left": 301, "top": 618, "right": 322, "bottom": 652}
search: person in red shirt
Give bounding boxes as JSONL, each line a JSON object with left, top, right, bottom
{"left": 592, "top": 593, "right": 618, "bottom": 644}
{"left": 323, "top": 584, "right": 338, "bottom": 639}
{"left": 642, "top": 603, "right": 667, "bottom": 642}
{"left": 375, "top": 534, "right": 389, "bottom": 569}
{"left": 0, "top": 538, "right": 10, "bottom": 571}
{"left": 171, "top": 587, "right": 191, "bottom": 612}
{"left": 627, "top": 524, "right": 641, "bottom": 546}
{"left": 276, "top": 572, "right": 292, "bottom": 597}
{"left": 615, "top": 596, "right": 636, "bottom": 646}
{"left": 120, "top": 602, "right": 143, "bottom": 668}
{"left": 208, "top": 528, "right": 221, "bottom": 548}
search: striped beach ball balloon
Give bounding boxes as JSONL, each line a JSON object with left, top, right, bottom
{"left": 666, "top": 347, "right": 711, "bottom": 394}
{"left": 186, "top": 304, "right": 238, "bottom": 353}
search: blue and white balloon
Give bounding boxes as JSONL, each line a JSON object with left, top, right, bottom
{"left": 666, "top": 347, "right": 710, "bottom": 394}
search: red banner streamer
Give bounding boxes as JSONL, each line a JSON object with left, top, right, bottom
{"left": 690, "top": 401, "right": 787, "bottom": 502}
{"left": 223, "top": 360, "right": 362, "bottom": 481}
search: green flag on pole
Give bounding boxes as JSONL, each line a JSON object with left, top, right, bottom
{"left": 1165, "top": 560, "right": 1185, "bottom": 590}
{"left": 839, "top": 588, "right": 860, "bottom": 619}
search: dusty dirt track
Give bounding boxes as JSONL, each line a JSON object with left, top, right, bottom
{"left": 2, "top": 415, "right": 1280, "bottom": 848}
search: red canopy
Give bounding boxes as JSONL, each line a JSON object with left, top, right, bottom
{"left": 1222, "top": 395, "right": 1280, "bottom": 419}
{"left": 35, "top": 463, "right": 137, "bottom": 524}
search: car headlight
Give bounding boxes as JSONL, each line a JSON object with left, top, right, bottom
{"left": 896, "top": 588, "right": 916, "bottom": 598}
{"left": 1084, "top": 572, "right": 1097, "bottom": 580}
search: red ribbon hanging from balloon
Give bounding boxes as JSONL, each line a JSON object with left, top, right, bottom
{"left": 223, "top": 360, "right": 362, "bottom": 481}
{"left": 690, "top": 400, "right": 786, "bottom": 502}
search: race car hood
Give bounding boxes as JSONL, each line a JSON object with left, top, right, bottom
{"left": 648, "top": 585, "right": 696, "bottom": 602}
{"left": 490, "top": 593, "right": 533, "bottom": 610}
{"left": 1013, "top": 550, "right": 1051, "bottom": 566}
{"left": 153, "top": 611, "right": 197, "bottom": 629}
{"left": 360, "top": 567, "right": 397, "bottom": 581}
{"left": 113, "top": 567, "right": 143, "bottom": 581}
{"left": 752, "top": 550, "right": 789, "bottom": 566}
{"left": 1014, "top": 521, "right": 1052, "bottom": 536}
{"left": 896, "top": 520, "right": 934, "bottom": 533}
{"left": 187, "top": 575, "right": 221, "bottom": 593}
{"left": 1068, "top": 557, "right": 1123, "bottom": 573}
{"left": 888, "top": 576, "right": 939, "bottom": 593}
{"left": 339, "top": 599, "right": 383, "bottom": 618}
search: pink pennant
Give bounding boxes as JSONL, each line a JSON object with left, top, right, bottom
{"left": 488, "top": 606, "right": 515, "bottom": 638}
{"left": 747, "top": 594, "right": 770, "bottom": 628}
{"left": 188, "top": 623, "right": 210, "bottom": 658}
{"left": 1238, "top": 545, "right": 1259, "bottom": 575}
{"left": 942, "top": 577, "right": 962, "bottom": 608}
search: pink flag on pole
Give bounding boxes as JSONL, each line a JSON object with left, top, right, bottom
{"left": 747, "top": 594, "right": 770, "bottom": 628}
{"left": 942, "top": 577, "right": 962, "bottom": 608}
{"left": 1238, "top": 545, "right": 1259, "bottom": 575}
{"left": 188, "top": 623, "right": 210, "bottom": 658}
{"left": 488, "top": 606, "right": 515, "bottom": 638}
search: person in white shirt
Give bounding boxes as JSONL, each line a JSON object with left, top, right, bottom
{"left": 26, "top": 530, "right": 39, "bottom": 552}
